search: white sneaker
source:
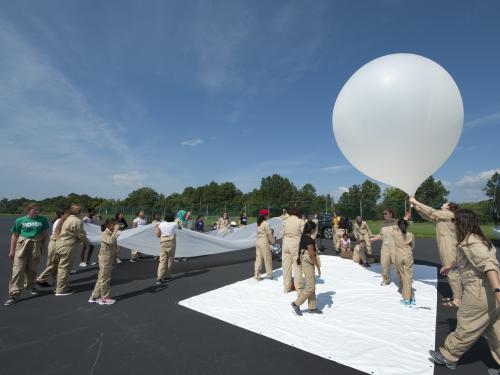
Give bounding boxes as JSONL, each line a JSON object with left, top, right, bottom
{"left": 79, "top": 262, "right": 87, "bottom": 268}
{"left": 88, "top": 297, "right": 100, "bottom": 304}
{"left": 98, "top": 298, "right": 116, "bottom": 305}
{"left": 116, "top": 258, "right": 122, "bottom": 264}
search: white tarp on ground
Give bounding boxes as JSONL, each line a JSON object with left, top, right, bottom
{"left": 179, "top": 256, "right": 437, "bottom": 375}
{"left": 84, "top": 217, "right": 283, "bottom": 257}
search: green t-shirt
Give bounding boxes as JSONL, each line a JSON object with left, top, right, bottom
{"left": 11, "top": 216, "right": 49, "bottom": 239}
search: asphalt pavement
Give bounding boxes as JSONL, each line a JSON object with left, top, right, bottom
{"left": 0, "top": 215, "right": 498, "bottom": 375}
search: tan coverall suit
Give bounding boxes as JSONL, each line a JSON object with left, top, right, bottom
{"left": 255, "top": 220, "right": 275, "bottom": 279}
{"left": 439, "top": 234, "right": 500, "bottom": 365}
{"left": 54, "top": 215, "right": 90, "bottom": 293}
{"left": 37, "top": 226, "right": 60, "bottom": 284}
{"left": 217, "top": 218, "right": 229, "bottom": 236}
{"left": 378, "top": 219, "right": 397, "bottom": 285}
{"left": 282, "top": 215, "right": 305, "bottom": 293}
{"left": 393, "top": 229, "right": 415, "bottom": 300}
{"left": 352, "top": 243, "right": 368, "bottom": 264}
{"left": 311, "top": 218, "right": 321, "bottom": 267}
{"left": 91, "top": 228, "right": 119, "bottom": 299}
{"left": 413, "top": 202, "right": 462, "bottom": 301}
{"left": 294, "top": 242, "right": 318, "bottom": 310}
{"left": 353, "top": 221, "right": 373, "bottom": 255}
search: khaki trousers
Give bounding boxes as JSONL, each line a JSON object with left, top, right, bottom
{"left": 54, "top": 244, "right": 75, "bottom": 293}
{"left": 335, "top": 229, "right": 346, "bottom": 251}
{"left": 37, "top": 239, "right": 58, "bottom": 283}
{"left": 157, "top": 237, "right": 176, "bottom": 280}
{"left": 395, "top": 252, "right": 413, "bottom": 300}
{"left": 8, "top": 237, "right": 43, "bottom": 298}
{"left": 360, "top": 234, "right": 372, "bottom": 254}
{"left": 440, "top": 279, "right": 500, "bottom": 364}
{"left": 294, "top": 254, "right": 317, "bottom": 309}
{"left": 91, "top": 248, "right": 114, "bottom": 299}
{"left": 255, "top": 239, "right": 272, "bottom": 278}
{"left": 380, "top": 246, "right": 395, "bottom": 285}
{"left": 448, "top": 269, "right": 463, "bottom": 301}
{"left": 282, "top": 252, "right": 304, "bottom": 294}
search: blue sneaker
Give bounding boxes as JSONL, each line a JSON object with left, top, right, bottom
{"left": 429, "top": 350, "right": 457, "bottom": 370}
{"left": 400, "top": 298, "right": 411, "bottom": 306}
{"left": 410, "top": 298, "right": 416, "bottom": 305}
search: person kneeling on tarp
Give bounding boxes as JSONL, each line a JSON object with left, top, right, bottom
{"left": 352, "top": 239, "right": 370, "bottom": 267}
{"left": 88, "top": 218, "right": 120, "bottom": 306}
{"left": 155, "top": 212, "right": 182, "bottom": 285}
{"left": 291, "top": 221, "right": 322, "bottom": 316}
{"left": 429, "top": 209, "right": 500, "bottom": 373}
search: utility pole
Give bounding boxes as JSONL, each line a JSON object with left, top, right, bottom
{"left": 359, "top": 200, "right": 363, "bottom": 218}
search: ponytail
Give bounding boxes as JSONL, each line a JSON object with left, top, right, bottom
{"left": 55, "top": 204, "right": 82, "bottom": 237}
{"left": 101, "top": 218, "right": 117, "bottom": 232}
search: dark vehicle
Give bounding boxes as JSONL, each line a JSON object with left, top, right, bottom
{"left": 310, "top": 213, "right": 353, "bottom": 240}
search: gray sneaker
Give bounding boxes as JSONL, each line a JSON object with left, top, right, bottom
{"left": 291, "top": 302, "right": 302, "bottom": 316}
{"left": 4, "top": 297, "right": 17, "bottom": 306}
{"left": 488, "top": 368, "right": 499, "bottom": 375}
{"left": 429, "top": 350, "right": 457, "bottom": 370}
{"left": 309, "top": 308, "right": 323, "bottom": 314}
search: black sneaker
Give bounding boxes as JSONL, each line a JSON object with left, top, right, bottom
{"left": 129, "top": 258, "right": 137, "bottom": 263}
{"left": 30, "top": 288, "right": 39, "bottom": 295}
{"left": 291, "top": 302, "right": 302, "bottom": 316}
{"left": 55, "top": 288, "right": 74, "bottom": 296}
{"left": 429, "top": 350, "right": 457, "bottom": 370}
{"left": 4, "top": 297, "right": 17, "bottom": 306}
{"left": 309, "top": 308, "right": 323, "bottom": 314}
{"left": 36, "top": 281, "right": 51, "bottom": 288}
{"left": 155, "top": 280, "right": 164, "bottom": 285}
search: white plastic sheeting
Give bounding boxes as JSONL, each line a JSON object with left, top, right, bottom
{"left": 84, "top": 217, "right": 283, "bottom": 258}
{"left": 179, "top": 256, "right": 437, "bottom": 375}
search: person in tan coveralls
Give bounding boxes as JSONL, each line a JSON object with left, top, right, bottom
{"left": 89, "top": 218, "right": 120, "bottom": 305}
{"left": 290, "top": 221, "right": 322, "bottom": 316}
{"left": 371, "top": 209, "right": 399, "bottom": 286}
{"left": 255, "top": 209, "right": 275, "bottom": 280}
{"left": 392, "top": 219, "right": 415, "bottom": 305}
{"left": 352, "top": 239, "right": 369, "bottom": 266}
{"left": 53, "top": 204, "right": 91, "bottom": 296}
{"left": 155, "top": 212, "right": 182, "bottom": 284}
{"left": 430, "top": 209, "right": 500, "bottom": 374}
{"left": 282, "top": 207, "right": 305, "bottom": 293}
{"left": 353, "top": 216, "right": 373, "bottom": 255}
{"left": 410, "top": 197, "right": 462, "bottom": 308}
{"left": 36, "top": 208, "right": 66, "bottom": 287}
{"left": 4, "top": 203, "right": 49, "bottom": 306}
{"left": 280, "top": 208, "right": 290, "bottom": 221}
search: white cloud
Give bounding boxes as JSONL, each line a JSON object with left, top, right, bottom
{"left": 455, "top": 169, "right": 499, "bottom": 188}
{"left": 448, "top": 168, "right": 500, "bottom": 202}
{"left": 181, "top": 138, "right": 204, "bottom": 146}
{"left": 321, "top": 165, "right": 352, "bottom": 173}
{"left": 465, "top": 111, "right": 500, "bottom": 128}
{"left": 112, "top": 171, "right": 145, "bottom": 188}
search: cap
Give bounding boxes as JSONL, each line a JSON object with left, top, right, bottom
{"left": 259, "top": 209, "right": 270, "bottom": 216}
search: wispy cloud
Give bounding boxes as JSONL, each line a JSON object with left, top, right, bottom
{"left": 455, "top": 169, "right": 499, "bottom": 188}
{"left": 465, "top": 110, "right": 500, "bottom": 128}
{"left": 112, "top": 171, "right": 145, "bottom": 188}
{"left": 181, "top": 138, "right": 204, "bottom": 146}
{"left": 321, "top": 165, "right": 352, "bottom": 173}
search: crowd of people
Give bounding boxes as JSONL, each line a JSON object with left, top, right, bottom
{"left": 3, "top": 199, "right": 499, "bottom": 374}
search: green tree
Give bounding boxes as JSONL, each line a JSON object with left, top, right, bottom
{"left": 259, "top": 174, "right": 297, "bottom": 209}
{"left": 414, "top": 176, "right": 449, "bottom": 208}
{"left": 360, "top": 180, "right": 381, "bottom": 220}
{"left": 381, "top": 187, "right": 408, "bottom": 218}
{"left": 125, "top": 187, "right": 160, "bottom": 210}
{"left": 483, "top": 171, "right": 499, "bottom": 199}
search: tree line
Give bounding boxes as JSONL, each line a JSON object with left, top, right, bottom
{"left": 1, "top": 173, "right": 498, "bottom": 223}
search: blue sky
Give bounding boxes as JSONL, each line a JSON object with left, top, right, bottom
{"left": 0, "top": 0, "right": 499, "bottom": 202}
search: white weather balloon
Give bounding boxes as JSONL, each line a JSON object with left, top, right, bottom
{"left": 332, "top": 53, "right": 463, "bottom": 196}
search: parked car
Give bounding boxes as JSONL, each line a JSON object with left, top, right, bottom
{"left": 309, "top": 213, "right": 354, "bottom": 240}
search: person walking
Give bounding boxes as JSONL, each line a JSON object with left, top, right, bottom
{"left": 410, "top": 197, "right": 462, "bottom": 308}
{"left": 80, "top": 208, "right": 97, "bottom": 267}
{"left": 255, "top": 209, "right": 275, "bottom": 280}
{"left": 53, "top": 204, "right": 91, "bottom": 296}
{"left": 429, "top": 209, "right": 499, "bottom": 373}
{"left": 4, "top": 203, "right": 49, "bottom": 306}
{"left": 89, "top": 218, "right": 120, "bottom": 305}
{"left": 282, "top": 207, "right": 305, "bottom": 294}
{"left": 155, "top": 212, "right": 182, "bottom": 284}
{"left": 290, "top": 221, "right": 322, "bottom": 316}
{"left": 36, "top": 208, "right": 66, "bottom": 287}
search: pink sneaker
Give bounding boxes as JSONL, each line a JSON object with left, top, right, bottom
{"left": 88, "top": 297, "right": 100, "bottom": 304}
{"left": 98, "top": 297, "right": 116, "bottom": 305}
